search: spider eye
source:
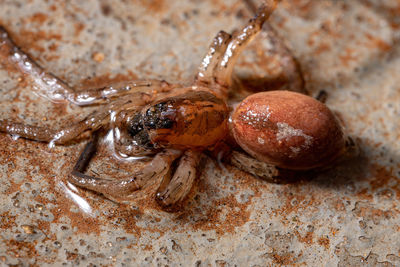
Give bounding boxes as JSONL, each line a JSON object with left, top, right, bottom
{"left": 127, "top": 113, "right": 153, "bottom": 149}
{"left": 143, "top": 102, "right": 175, "bottom": 130}
{"left": 128, "top": 113, "right": 144, "bottom": 136}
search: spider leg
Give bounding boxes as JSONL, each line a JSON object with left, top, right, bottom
{"left": 195, "top": 1, "right": 305, "bottom": 95}
{"left": 69, "top": 145, "right": 183, "bottom": 202}
{"left": 0, "top": 26, "right": 174, "bottom": 106}
{"left": 195, "top": 30, "right": 232, "bottom": 91}
{"left": 0, "top": 26, "right": 72, "bottom": 103}
{"left": 0, "top": 87, "right": 168, "bottom": 145}
{"left": 0, "top": 99, "right": 118, "bottom": 144}
{"left": 194, "top": 1, "right": 281, "bottom": 97}
{"left": 0, "top": 112, "right": 108, "bottom": 145}
{"left": 155, "top": 150, "right": 201, "bottom": 208}
{"left": 71, "top": 133, "right": 99, "bottom": 175}
{"left": 0, "top": 119, "right": 56, "bottom": 143}
{"left": 68, "top": 79, "right": 175, "bottom": 106}
{"left": 227, "top": 150, "right": 280, "bottom": 183}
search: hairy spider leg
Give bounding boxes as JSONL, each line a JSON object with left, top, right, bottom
{"left": 0, "top": 109, "right": 109, "bottom": 145}
{"left": 0, "top": 26, "right": 71, "bottom": 103}
{"left": 195, "top": 30, "right": 232, "bottom": 94}
{"left": 195, "top": 0, "right": 305, "bottom": 96}
{"left": 69, "top": 138, "right": 183, "bottom": 202}
{"left": 0, "top": 96, "right": 134, "bottom": 145}
{"left": 227, "top": 150, "right": 279, "bottom": 182}
{"left": 155, "top": 150, "right": 202, "bottom": 207}
{"left": 195, "top": 1, "right": 280, "bottom": 97}
{"left": 227, "top": 134, "right": 360, "bottom": 182}
{"left": 0, "top": 26, "right": 176, "bottom": 106}
{"left": 69, "top": 80, "right": 175, "bottom": 106}
{"left": 0, "top": 84, "right": 171, "bottom": 145}
{"left": 71, "top": 132, "right": 100, "bottom": 176}
{"left": 0, "top": 119, "right": 55, "bottom": 143}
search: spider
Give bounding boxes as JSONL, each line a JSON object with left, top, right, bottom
{"left": 0, "top": 1, "right": 352, "bottom": 209}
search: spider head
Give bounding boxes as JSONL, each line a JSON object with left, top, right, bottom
{"left": 143, "top": 102, "right": 175, "bottom": 131}
{"left": 142, "top": 89, "right": 229, "bottom": 149}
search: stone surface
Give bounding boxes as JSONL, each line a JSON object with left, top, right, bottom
{"left": 0, "top": 0, "right": 400, "bottom": 266}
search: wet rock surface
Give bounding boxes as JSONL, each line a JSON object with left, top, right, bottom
{"left": 1, "top": 0, "right": 400, "bottom": 265}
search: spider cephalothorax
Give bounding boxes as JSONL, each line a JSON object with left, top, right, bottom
{"left": 141, "top": 90, "right": 229, "bottom": 150}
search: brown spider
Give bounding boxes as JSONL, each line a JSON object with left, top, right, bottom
{"left": 0, "top": 1, "right": 351, "bottom": 209}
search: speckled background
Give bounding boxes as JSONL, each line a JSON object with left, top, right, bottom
{"left": 0, "top": 0, "right": 400, "bottom": 266}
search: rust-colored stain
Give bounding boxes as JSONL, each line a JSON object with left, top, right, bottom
{"left": 317, "top": 236, "right": 330, "bottom": 250}
{"left": 133, "top": 0, "right": 167, "bottom": 14}
{"left": 0, "top": 211, "right": 17, "bottom": 229}
{"left": 74, "top": 23, "right": 85, "bottom": 37}
{"left": 78, "top": 72, "right": 139, "bottom": 90}
{"left": 184, "top": 194, "right": 251, "bottom": 235}
{"left": 103, "top": 206, "right": 144, "bottom": 237}
{"left": 5, "top": 239, "right": 38, "bottom": 259}
{"left": 295, "top": 230, "right": 314, "bottom": 246}
{"left": 312, "top": 42, "right": 331, "bottom": 55}
{"left": 364, "top": 33, "right": 392, "bottom": 52}
{"left": 27, "top": 13, "right": 48, "bottom": 25}
{"left": 12, "top": 29, "right": 62, "bottom": 53}
{"left": 339, "top": 48, "right": 357, "bottom": 67}
{"left": 51, "top": 203, "right": 102, "bottom": 236}
{"left": 271, "top": 184, "right": 318, "bottom": 219}
{"left": 353, "top": 201, "right": 394, "bottom": 225}
{"left": 369, "top": 164, "right": 396, "bottom": 191}
{"left": 267, "top": 251, "right": 300, "bottom": 266}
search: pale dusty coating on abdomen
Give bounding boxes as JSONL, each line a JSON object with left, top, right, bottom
{"left": 276, "top": 122, "right": 313, "bottom": 156}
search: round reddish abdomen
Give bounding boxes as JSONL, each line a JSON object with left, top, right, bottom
{"left": 231, "top": 91, "right": 345, "bottom": 170}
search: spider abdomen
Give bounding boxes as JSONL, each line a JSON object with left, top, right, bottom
{"left": 231, "top": 91, "right": 345, "bottom": 170}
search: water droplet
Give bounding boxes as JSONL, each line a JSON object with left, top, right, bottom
{"left": 106, "top": 242, "right": 113, "bottom": 247}
{"left": 258, "top": 137, "right": 265, "bottom": 144}
{"left": 54, "top": 241, "right": 62, "bottom": 248}
{"left": 21, "top": 225, "right": 35, "bottom": 234}
{"left": 358, "top": 236, "right": 371, "bottom": 242}
{"left": 346, "top": 183, "right": 356, "bottom": 192}
{"left": 35, "top": 204, "right": 44, "bottom": 211}
{"left": 116, "top": 237, "right": 127, "bottom": 242}
{"left": 159, "top": 247, "right": 168, "bottom": 254}
{"left": 171, "top": 240, "right": 182, "bottom": 252}
{"left": 359, "top": 220, "right": 367, "bottom": 229}
{"left": 13, "top": 200, "right": 20, "bottom": 207}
